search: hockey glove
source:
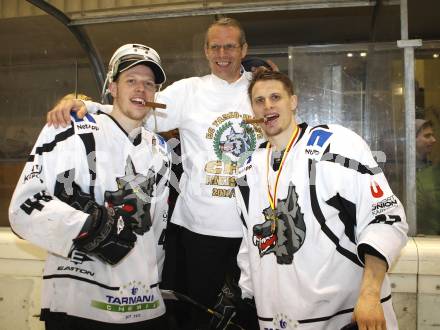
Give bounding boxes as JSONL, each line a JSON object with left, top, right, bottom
{"left": 55, "top": 181, "right": 98, "bottom": 214}
{"left": 73, "top": 205, "right": 137, "bottom": 265}
{"left": 236, "top": 297, "right": 259, "bottom": 330}
{"left": 210, "top": 276, "right": 239, "bottom": 329}
{"left": 210, "top": 275, "right": 259, "bottom": 330}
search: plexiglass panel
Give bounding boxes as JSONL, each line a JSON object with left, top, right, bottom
{"left": 415, "top": 44, "right": 440, "bottom": 235}
{"left": 289, "top": 44, "right": 405, "bottom": 199}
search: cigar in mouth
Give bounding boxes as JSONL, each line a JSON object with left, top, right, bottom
{"left": 244, "top": 117, "right": 266, "bottom": 124}
{"left": 145, "top": 101, "right": 167, "bottom": 109}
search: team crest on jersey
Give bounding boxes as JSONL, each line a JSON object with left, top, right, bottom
{"left": 213, "top": 121, "right": 257, "bottom": 166}
{"left": 105, "top": 157, "right": 155, "bottom": 235}
{"left": 253, "top": 184, "right": 306, "bottom": 264}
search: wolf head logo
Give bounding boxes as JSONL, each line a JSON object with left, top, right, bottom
{"left": 105, "top": 157, "right": 155, "bottom": 235}
{"left": 253, "top": 184, "right": 306, "bottom": 264}
{"left": 220, "top": 126, "right": 253, "bottom": 158}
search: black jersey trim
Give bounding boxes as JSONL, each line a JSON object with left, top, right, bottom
{"left": 78, "top": 133, "right": 97, "bottom": 198}
{"left": 310, "top": 124, "right": 329, "bottom": 131}
{"left": 133, "top": 131, "right": 142, "bottom": 146}
{"left": 101, "top": 111, "right": 147, "bottom": 147}
{"left": 298, "top": 294, "right": 392, "bottom": 324}
{"left": 29, "top": 125, "right": 75, "bottom": 162}
{"left": 297, "top": 307, "right": 353, "bottom": 324}
{"left": 43, "top": 274, "right": 161, "bottom": 291}
{"left": 326, "top": 193, "right": 357, "bottom": 245}
{"left": 101, "top": 112, "right": 129, "bottom": 137}
{"left": 297, "top": 122, "right": 308, "bottom": 140}
{"left": 236, "top": 175, "right": 249, "bottom": 213}
{"left": 258, "top": 141, "right": 269, "bottom": 149}
{"left": 240, "top": 212, "right": 247, "bottom": 229}
{"left": 308, "top": 158, "right": 363, "bottom": 267}
{"left": 43, "top": 274, "right": 119, "bottom": 290}
{"left": 321, "top": 152, "right": 382, "bottom": 175}
{"left": 258, "top": 294, "right": 392, "bottom": 324}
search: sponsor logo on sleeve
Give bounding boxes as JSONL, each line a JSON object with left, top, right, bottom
{"left": 305, "top": 129, "right": 332, "bottom": 158}
{"left": 23, "top": 165, "right": 43, "bottom": 183}
{"left": 370, "top": 180, "right": 384, "bottom": 198}
{"left": 372, "top": 195, "right": 398, "bottom": 215}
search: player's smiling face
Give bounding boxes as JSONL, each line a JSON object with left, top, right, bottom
{"left": 110, "top": 64, "right": 156, "bottom": 122}
{"left": 204, "top": 25, "right": 247, "bottom": 83}
{"left": 251, "top": 80, "right": 297, "bottom": 139}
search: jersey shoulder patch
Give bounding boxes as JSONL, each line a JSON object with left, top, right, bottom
{"left": 151, "top": 132, "right": 171, "bottom": 160}
{"left": 71, "top": 112, "right": 99, "bottom": 134}
{"left": 304, "top": 125, "right": 333, "bottom": 159}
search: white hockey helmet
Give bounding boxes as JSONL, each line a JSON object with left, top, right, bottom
{"left": 107, "top": 43, "right": 166, "bottom": 85}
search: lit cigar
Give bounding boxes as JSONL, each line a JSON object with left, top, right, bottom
{"left": 244, "top": 117, "right": 266, "bottom": 124}
{"left": 145, "top": 101, "right": 167, "bottom": 109}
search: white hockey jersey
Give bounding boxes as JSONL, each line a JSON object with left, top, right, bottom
{"left": 9, "top": 112, "right": 171, "bottom": 323}
{"left": 235, "top": 123, "right": 408, "bottom": 330}
{"left": 86, "top": 72, "right": 266, "bottom": 237}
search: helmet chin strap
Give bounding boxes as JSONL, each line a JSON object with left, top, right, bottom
{"left": 101, "top": 73, "right": 111, "bottom": 104}
{"left": 151, "top": 85, "right": 162, "bottom": 133}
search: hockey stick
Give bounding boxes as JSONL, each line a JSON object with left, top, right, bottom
{"left": 161, "top": 289, "right": 245, "bottom": 330}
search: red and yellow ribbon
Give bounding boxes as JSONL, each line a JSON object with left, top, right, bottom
{"left": 266, "top": 126, "right": 300, "bottom": 210}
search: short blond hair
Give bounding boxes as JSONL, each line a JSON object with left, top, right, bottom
{"left": 204, "top": 17, "right": 247, "bottom": 47}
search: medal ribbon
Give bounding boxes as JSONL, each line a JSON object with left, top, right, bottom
{"left": 266, "top": 126, "right": 299, "bottom": 209}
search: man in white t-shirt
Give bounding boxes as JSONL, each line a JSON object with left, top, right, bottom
{"left": 47, "top": 18, "right": 266, "bottom": 329}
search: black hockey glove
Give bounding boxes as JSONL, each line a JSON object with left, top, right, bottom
{"left": 209, "top": 277, "right": 259, "bottom": 330}
{"left": 55, "top": 181, "right": 137, "bottom": 265}
{"left": 341, "top": 322, "right": 358, "bottom": 330}
{"left": 236, "top": 297, "right": 259, "bottom": 330}
{"left": 55, "top": 181, "right": 98, "bottom": 214}
{"left": 211, "top": 291, "right": 236, "bottom": 329}
{"left": 73, "top": 205, "right": 137, "bottom": 265}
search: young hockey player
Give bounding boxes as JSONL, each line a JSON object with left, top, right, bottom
{"left": 211, "top": 69, "right": 408, "bottom": 330}
{"left": 9, "top": 44, "right": 171, "bottom": 330}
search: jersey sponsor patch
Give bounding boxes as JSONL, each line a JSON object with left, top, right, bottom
{"left": 23, "top": 164, "right": 43, "bottom": 183}
{"left": 305, "top": 128, "right": 333, "bottom": 159}
{"left": 370, "top": 180, "right": 384, "bottom": 198}
{"left": 57, "top": 265, "right": 95, "bottom": 277}
{"left": 74, "top": 122, "right": 99, "bottom": 133}
{"left": 91, "top": 281, "right": 160, "bottom": 313}
{"left": 306, "top": 129, "right": 332, "bottom": 147}
{"left": 72, "top": 113, "right": 99, "bottom": 133}
{"left": 371, "top": 195, "right": 398, "bottom": 215}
